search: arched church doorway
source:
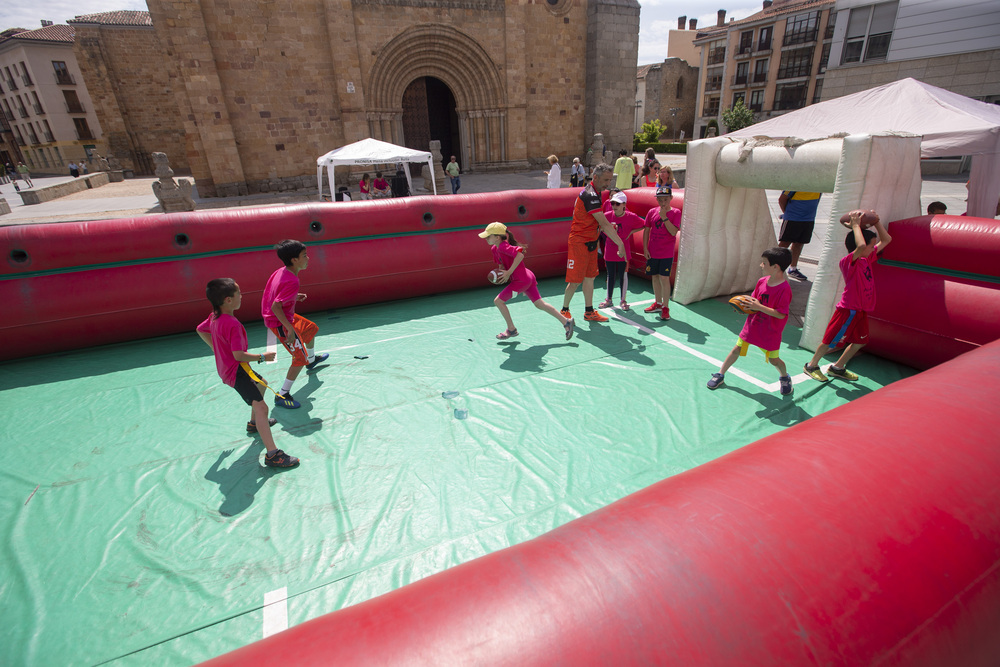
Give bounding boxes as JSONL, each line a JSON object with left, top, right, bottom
{"left": 401, "top": 77, "right": 460, "bottom": 175}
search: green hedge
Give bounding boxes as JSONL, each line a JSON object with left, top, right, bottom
{"left": 633, "top": 142, "right": 687, "bottom": 154}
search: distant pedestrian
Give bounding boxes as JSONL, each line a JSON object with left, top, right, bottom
{"left": 613, "top": 149, "right": 633, "bottom": 190}
{"left": 570, "top": 158, "right": 585, "bottom": 188}
{"left": 68, "top": 162, "right": 80, "bottom": 178}
{"left": 446, "top": 155, "right": 461, "bottom": 194}
{"left": 544, "top": 155, "right": 561, "bottom": 189}
{"left": 17, "top": 163, "right": 32, "bottom": 188}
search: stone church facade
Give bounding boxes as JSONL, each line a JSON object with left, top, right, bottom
{"left": 141, "top": 0, "right": 639, "bottom": 197}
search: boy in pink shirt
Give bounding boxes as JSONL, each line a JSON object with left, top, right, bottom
{"left": 804, "top": 211, "right": 892, "bottom": 382}
{"left": 643, "top": 185, "right": 681, "bottom": 320}
{"left": 598, "top": 191, "right": 645, "bottom": 311}
{"left": 707, "top": 247, "right": 794, "bottom": 395}
{"left": 261, "top": 240, "right": 329, "bottom": 409}
{"left": 196, "top": 278, "right": 299, "bottom": 467}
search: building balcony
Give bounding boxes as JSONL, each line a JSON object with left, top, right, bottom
{"left": 54, "top": 72, "right": 75, "bottom": 85}
{"left": 17, "top": 108, "right": 29, "bottom": 118}
{"left": 27, "top": 135, "right": 40, "bottom": 145}
{"left": 43, "top": 132, "right": 54, "bottom": 142}
{"left": 5, "top": 79, "right": 17, "bottom": 90}
{"left": 705, "top": 79, "right": 723, "bottom": 92}
{"left": 751, "top": 73, "right": 768, "bottom": 86}
{"left": 758, "top": 39, "right": 772, "bottom": 52}
{"left": 732, "top": 74, "right": 749, "bottom": 87}
{"left": 75, "top": 128, "right": 96, "bottom": 141}
{"left": 735, "top": 48, "right": 752, "bottom": 60}
{"left": 707, "top": 48, "right": 726, "bottom": 65}
{"left": 2, "top": 110, "right": 13, "bottom": 121}
{"left": 21, "top": 75, "right": 33, "bottom": 87}
{"left": 15, "top": 137, "right": 26, "bottom": 146}
{"left": 32, "top": 104, "right": 44, "bottom": 114}
{"left": 65, "top": 102, "right": 86, "bottom": 114}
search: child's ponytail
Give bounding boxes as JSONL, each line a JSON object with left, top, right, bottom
{"left": 505, "top": 230, "right": 528, "bottom": 253}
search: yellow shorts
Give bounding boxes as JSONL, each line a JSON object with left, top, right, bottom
{"left": 737, "top": 337, "right": 780, "bottom": 361}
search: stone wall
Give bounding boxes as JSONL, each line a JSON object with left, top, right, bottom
{"left": 822, "top": 49, "right": 1000, "bottom": 102}
{"left": 146, "top": 0, "right": 640, "bottom": 196}
{"left": 71, "top": 24, "right": 187, "bottom": 176}
{"left": 585, "top": 0, "right": 641, "bottom": 155}
{"left": 644, "top": 58, "right": 698, "bottom": 142}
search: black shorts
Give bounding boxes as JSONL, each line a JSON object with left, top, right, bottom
{"left": 645, "top": 257, "right": 673, "bottom": 276}
{"left": 779, "top": 219, "right": 815, "bottom": 244}
{"left": 233, "top": 364, "right": 264, "bottom": 406}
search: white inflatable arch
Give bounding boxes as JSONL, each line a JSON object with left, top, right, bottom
{"left": 675, "top": 133, "right": 923, "bottom": 350}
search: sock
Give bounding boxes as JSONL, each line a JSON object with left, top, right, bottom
{"left": 306, "top": 347, "right": 315, "bottom": 363}
{"left": 585, "top": 306, "right": 594, "bottom": 312}
{"left": 281, "top": 378, "right": 294, "bottom": 394}
{"left": 265, "top": 450, "right": 276, "bottom": 458}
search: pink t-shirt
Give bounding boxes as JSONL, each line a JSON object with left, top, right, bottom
{"left": 739, "top": 276, "right": 792, "bottom": 352}
{"left": 644, "top": 207, "right": 681, "bottom": 259}
{"left": 197, "top": 313, "right": 247, "bottom": 387}
{"left": 492, "top": 240, "right": 535, "bottom": 292}
{"left": 261, "top": 267, "right": 299, "bottom": 328}
{"left": 837, "top": 251, "right": 878, "bottom": 312}
{"left": 602, "top": 209, "right": 644, "bottom": 261}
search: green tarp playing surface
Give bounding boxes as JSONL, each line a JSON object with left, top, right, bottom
{"left": 0, "top": 278, "right": 915, "bottom": 665}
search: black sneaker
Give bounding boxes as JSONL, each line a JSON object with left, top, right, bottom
{"left": 779, "top": 375, "right": 793, "bottom": 396}
{"left": 306, "top": 352, "right": 329, "bottom": 370}
{"left": 274, "top": 392, "right": 301, "bottom": 409}
{"left": 247, "top": 418, "right": 278, "bottom": 434}
{"left": 264, "top": 449, "right": 299, "bottom": 468}
{"left": 707, "top": 373, "right": 725, "bottom": 390}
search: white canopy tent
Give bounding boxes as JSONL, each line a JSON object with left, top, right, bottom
{"left": 316, "top": 138, "right": 437, "bottom": 201}
{"left": 727, "top": 78, "right": 1000, "bottom": 219}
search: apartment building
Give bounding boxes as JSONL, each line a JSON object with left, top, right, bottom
{"left": 0, "top": 24, "right": 103, "bottom": 174}
{"left": 823, "top": 0, "right": 1000, "bottom": 103}
{"left": 692, "top": 0, "right": 836, "bottom": 138}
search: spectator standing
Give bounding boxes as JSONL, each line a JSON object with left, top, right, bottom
{"left": 544, "top": 155, "right": 561, "bottom": 188}
{"left": 613, "top": 149, "right": 634, "bottom": 190}
{"left": 445, "top": 155, "right": 461, "bottom": 194}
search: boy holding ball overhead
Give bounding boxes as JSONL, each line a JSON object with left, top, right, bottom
{"left": 804, "top": 210, "right": 892, "bottom": 382}
{"left": 707, "top": 247, "right": 795, "bottom": 395}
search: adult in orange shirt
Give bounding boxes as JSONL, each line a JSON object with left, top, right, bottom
{"left": 560, "top": 163, "right": 627, "bottom": 323}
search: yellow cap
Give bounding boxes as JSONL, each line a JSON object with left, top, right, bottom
{"left": 478, "top": 222, "right": 507, "bottom": 238}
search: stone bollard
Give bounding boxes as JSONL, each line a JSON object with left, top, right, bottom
{"left": 0, "top": 197, "right": 10, "bottom": 216}
{"left": 423, "top": 140, "right": 448, "bottom": 194}
{"left": 150, "top": 152, "right": 195, "bottom": 213}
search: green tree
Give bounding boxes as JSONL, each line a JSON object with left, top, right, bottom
{"left": 634, "top": 119, "right": 668, "bottom": 145}
{"left": 721, "top": 99, "right": 756, "bottom": 133}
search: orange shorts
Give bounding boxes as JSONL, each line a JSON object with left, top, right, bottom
{"left": 269, "top": 314, "right": 319, "bottom": 367}
{"left": 566, "top": 240, "right": 600, "bottom": 283}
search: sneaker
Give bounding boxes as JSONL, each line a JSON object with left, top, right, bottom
{"left": 827, "top": 365, "right": 859, "bottom": 381}
{"left": 496, "top": 328, "right": 519, "bottom": 340}
{"left": 779, "top": 375, "right": 793, "bottom": 396}
{"left": 787, "top": 267, "right": 808, "bottom": 281}
{"left": 620, "top": 301, "right": 630, "bottom": 311}
{"left": 563, "top": 317, "right": 575, "bottom": 341}
{"left": 584, "top": 309, "right": 609, "bottom": 322}
{"left": 803, "top": 364, "right": 829, "bottom": 382}
{"left": 598, "top": 297, "right": 613, "bottom": 308}
{"left": 660, "top": 306, "right": 670, "bottom": 321}
{"left": 274, "top": 392, "right": 301, "bottom": 409}
{"left": 707, "top": 373, "right": 725, "bottom": 390}
{"left": 264, "top": 449, "right": 299, "bottom": 468}
{"left": 643, "top": 302, "right": 661, "bottom": 313}
{"left": 560, "top": 307, "right": 572, "bottom": 321}
{"left": 246, "top": 417, "right": 277, "bottom": 434}
{"left": 306, "top": 352, "right": 329, "bottom": 370}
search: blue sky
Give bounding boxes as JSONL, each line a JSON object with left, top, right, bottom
{"left": 1, "top": 0, "right": 765, "bottom": 66}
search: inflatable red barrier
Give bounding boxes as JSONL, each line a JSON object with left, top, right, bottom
{"left": 868, "top": 215, "right": 1000, "bottom": 369}
{"left": 0, "top": 190, "right": 682, "bottom": 361}
{"left": 204, "top": 338, "right": 1000, "bottom": 666}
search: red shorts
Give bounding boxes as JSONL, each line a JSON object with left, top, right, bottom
{"left": 269, "top": 314, "right": 319, "bottom": 367}
{"left": 566, "top": 240, "right": 599, "bottom": 283}
{"left": 822, "top": 307, "right": 869, "bottom": 348}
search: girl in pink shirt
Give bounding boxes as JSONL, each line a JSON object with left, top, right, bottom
{"left": 479, "top": 222, "right": 575, "bottom": 341}
{"left": 599, "top": 191, "right": 645, "bottom": 310}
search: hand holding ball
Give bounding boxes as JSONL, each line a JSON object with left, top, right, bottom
{"left": 839, "top": 209, "right": 879, "bottom": 229}
{"left": 728, "top": 296, "right": 754, "bottom": 315}
{"left": 488, "top": 269, "right": 503, "bottom": 284}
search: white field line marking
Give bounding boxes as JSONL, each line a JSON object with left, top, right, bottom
{"left": 262, "top": 587, "right": 289, "bottom": 638}
{"left": 265, "top": 329, "right": 278, "bottom": 364}
{"left": 600, "top": 307, "right": 809, "bottom": 392}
